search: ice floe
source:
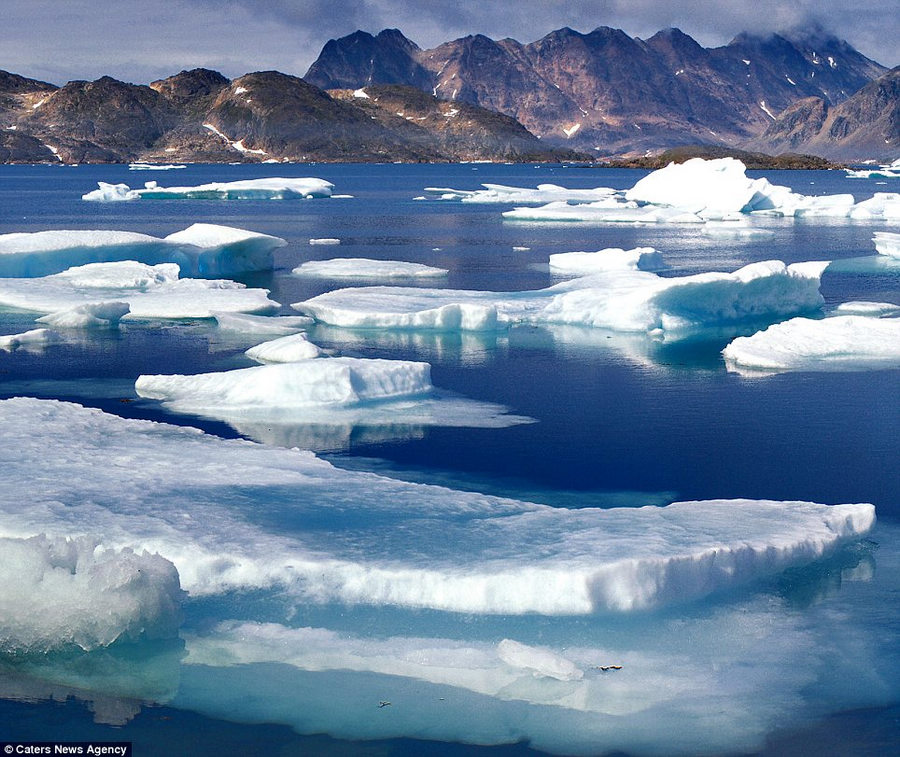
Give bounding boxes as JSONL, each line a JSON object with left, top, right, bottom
{"left": 0, "top": 534, "right": 182, "bottom": 653}
{"left": 0, "top": 261, "right": 278, "bottom": 320}
{"left": 244, "top": 333, "right": 323, "bottom": 363}
{"left": 36, "top": 301, "right": 130, "bottom": 329}
{"left": 548, "top": 247, "right": 665, "bottom": 275}
{"left": 0, "top": 223, "right": 286, "bottom": 278}
{"left": 425, "top": 183, "right": 619, "bottom": 204}
{"left": 846, "top": 158, "right": 900, "bottom": 179}
{"left": 308, "top": 238, "right": 341, "bottom": 246}
{"left": 0, "top": 398, "right": 874, "bottom": 614}
{"left": 490, "top": 159, "right": 900, "bottom": 224}
{"left": 0, "top": 328, "right": 57, "bottom": 352}
{"left": 723, "top": 315, "right": 900, "bottom": 374}
{"left": 82, "top": 177, "right": 334, "bottom": 201}
{"left": 212, "top": 311, "right": 313, "bottom": 335}
{"left": 295, "top": 258, "right": 827, "bottom": 334}
{"left": 293, "top": 258, "right": 449, "bottom": 279}
{"left": 128, "top": 163, "right": 186, "bottom": 171}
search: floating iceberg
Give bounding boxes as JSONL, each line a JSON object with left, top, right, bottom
{"left": 848, "top": 193, "right": 900, "bottom": 220}
{"left": 295, "top": 259, "right": 827, "bottom": 334}
{"left": 874, "top": 231, "right": 900, "bottom": 259}
{"left": 0, "top": 534, "right": 182, "bottom": 653}
{"left": 503, "top": 200, "right": 703, "bottom": 224}
{"left": 128, "top": 163, "right": 186, "bottom": 171}
{"left": 425, "top": 183, "right": 619, "bottom": 204}
{"left": 0, "top": 223, "right": 286, "bottom": 278}
{"left": 0, "top": 328, "right": 56, "bottom": 352}
{"left": 244, "top": 333, "right": 323, "bottom": 363}
{"left": 82, "top": 177, "right": 334, "bottom": 201}
{"left": 293, "top": 258, "right": 448, "bottom": 279}
{"left": 723, "top": 315, "right": 900, "bottom": 374}
{"left": 308, "top": 238, "right": 341, "bottom": 246}
{"left": 0, "top": 261, "right": 278, "bottom": 320}
{"left": 548, "top": 247, "right": 665, "bottom": 274}
{"left": 846, "top": 158, "right": 900, "bottom": 179}
{"left": 0, "top": 398, "right": 874, "bottom": 613}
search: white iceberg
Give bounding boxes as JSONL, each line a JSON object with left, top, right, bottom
{"left": 0, "top": 398, "right": 874, "bottom": 613}
{"left": 293, "top": 258, "right": 448, "bottom": 279}
{"left": 295, "top": 259, "right": 827, "bottom": 334}
{"left": 244, "top": 333, "right": 323, "bottom": 363}
{"left": 0, "top": 534, "right": 182, "bottom": 653}
{"left": 874, "top": 231, "right": 900, "bottom": 259}
{"left": 548, "top": 247, "right": 665, "bottom": 274}
{"left": 0, "top": 261, "right": 278, "bottom": 320}
{"left": 0, "top": 328, "right": 57, "bottom": 351}
{"left": 0, "top": 223, "right": 286, "bottom": 278}
{"left": 425, "top": 183, "right": 618, "bottom": 204}
{"left": 723, "top": 315, "right": 900, "bottom": 374}
{"left": 82, "top": 177, "right": 334, "bottom": 201}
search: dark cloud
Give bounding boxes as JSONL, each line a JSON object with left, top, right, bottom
{"left": 3, "top": 0, "right": 896, "bottom": 85}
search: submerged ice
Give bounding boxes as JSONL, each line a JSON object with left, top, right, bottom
{"left": 0, "top": 223, "right": 286, "bottom": 278}
{"left": 0, "top": 398, "right": 875, "bottom": 617}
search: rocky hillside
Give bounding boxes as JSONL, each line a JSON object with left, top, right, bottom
{"left": 0, "top": 67, "right": 581, "bottom": 164}
{"left": 306, "top": 25, "right": 889, "bottom": 157}
{"left": 746, "top": 67, "right": 899, "bottom": 161}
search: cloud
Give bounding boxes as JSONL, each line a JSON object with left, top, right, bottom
{"left": 3, "top": 0, "right": 896, "bottom": 86}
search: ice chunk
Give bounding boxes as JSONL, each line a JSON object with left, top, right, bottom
{"left": 833, "top": 301, "right": 900, "bottom": 316}
{"left": 84, "top": 177, "right": 334, "bottom": 201}
{"left": 293, "top": 258, "right": 448, "bottom": 279}
{"left": 213, "top": 311, "right": 313, "bottom": 335}
{"left": 723, "top": 315, "right": 900, "bottom": 374}
{"left": 128, "top": 163, "right": 186, "bottom": 171}
{"left": 425, "top": 183, "right": 618, "bottom": 204}
{"left": 0, "top": 261, "right": 278, "bottom": 319}
{"left": 296, "top": 259, "right": 827, "bottom": 334}
{"left": 503, "top": 199, "right": 701, "bottom": 224}
{"left": 36, "top": 301, "right": 130, "bottom": 329}
{"left": 0, "top": 398, "right": 874, "bottom": 614}
{"left": 848, "top": 193, "right": 900, "bottom": 220}
{"left": 0, "top": 534, "right": 183, "bottom": 653}
{"left": 244, "top": 333, "right": 323, "bottom": 363}
{"left": 0, "top": 328, "right": 56, "bottom": 351}
{"left": 548, "top": 247, "right": 665, "bottom": 274}
{"left": 874, "top": 231, "right": 900, "bottom": 259}
{"left": 308, "top": 238, "right": 340, "bottom": 245}
{"left": 0, "top": 224, "right": 287, "bottom": 278}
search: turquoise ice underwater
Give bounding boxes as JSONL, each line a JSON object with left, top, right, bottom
{"left": 0, "top": 160, "right": 898, "bottom": 755}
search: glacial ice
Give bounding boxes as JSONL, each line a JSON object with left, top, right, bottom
{"left": 0, "top": 534, "right": 182, "bottom": 653}
{"left": 0, "top": 223, "right": 286, "bottom": 278}
{"left": 723, "top": 315, "right": 900, "bottom": 374}
{"left": 295, "top": 259, "right": 827, "bottom": 334}
{"left": 0, "top": 398, "right": 874, "bottom": 615}
{"left": 425, "top": 183, "right": 619, "bottom": 204}
{"left": 244, "top": 333, "right": 323, "bottom": 363}
{"left": 495, "top": 159, "right": 900, "bottom": 224}
{"left": 874, "top": 230, "right": 900, "bottom": 258}
{"left": 0, "top": 261, "right": 278, "bottom": 320}
{"left": 293, "top": 258, "right": 449, "bottom": 279}
{"left": 548, "top": 247, "right": 665, "bottom": 274}
{"left": 82, "top": 177, "right": 334, "bottom": 201}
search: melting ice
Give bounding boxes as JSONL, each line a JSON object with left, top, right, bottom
{"left": 82, "top": 177, "right": 334, "bottom": 201}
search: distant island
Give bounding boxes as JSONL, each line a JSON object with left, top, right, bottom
{"left": 0, "top": 24, "right": 896, "bottom": 164}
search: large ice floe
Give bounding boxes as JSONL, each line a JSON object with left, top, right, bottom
{"left": 293, "top": 258, "right": 448, "bottom": 279}
{"left": 0, "top": 261, "right": 277, "bottom": 320}
{"left": 0, "top": 534, "right": 183, "bottom": 653}
{"left": 0, "top": 223, "right": 286, "bottom": 278}
{"left": 134, "top": 355, "right": 530, "bottom": 448}
{"left": 723, "top": 314, "right": 900, "bottom": 375}
{"left": 82, "top": 177, "right": 334, "bottom": 202}
{"left": 295, "top": 252, "right": 828, "bottom": 334}
{"left": 480, "top": 158, "right": 900, "bottom": 223}
{"left": 0, "top": 398, "right": 875, "bottom": 615}
{"left": 425, "top": 183, "right": 619, "bottom": 204}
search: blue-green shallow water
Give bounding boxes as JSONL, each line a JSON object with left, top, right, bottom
{"left": 0, "top": 163, "right": 897, "bottom": 755}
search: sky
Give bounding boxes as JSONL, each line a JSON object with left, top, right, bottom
{"left": 3, "top": 0, "right": 897, "bottom": 86}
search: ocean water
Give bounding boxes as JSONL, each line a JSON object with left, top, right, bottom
{"left": 0, "top": 162, "right": 897, "bottom": 756}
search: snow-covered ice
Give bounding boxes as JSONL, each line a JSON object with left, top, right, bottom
{"left": 0, "top": 398, "right": 874, "bottom": 614}
{"left": 0, "top": 261, "right": 278, "bottom": 320}
{"left": 548, "top": 247, "right": 665, "bottom": 275}
{"left": 244, "top": 333, "right": 323, "bottom": 363}
{"left": 293, "top": 258, "right": 449, "bottom": 279}
{"left": 295, "top": 259, "right": 827, "bottom": 334}
{"left": 82, "top": 177, "right": 334, "bottom": 201}
{"left": 723, "top": 315, "right": 900, "bottom": 374}
{"left": 0, "top": 534, "right": 182, "bottom": 653}
{"left": 0, "top": 223, "right": 286, "bottom": 278}
{"left": 874, "top": 231, "right": 900, "bottom": 258}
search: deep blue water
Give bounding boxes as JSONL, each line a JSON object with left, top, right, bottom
{"left": 0, "top": 162, "right": 898, "bottom": 755}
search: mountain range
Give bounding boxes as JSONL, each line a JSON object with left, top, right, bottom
{"left": 1, "top": 25, "right": 896, "bottom": 164}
